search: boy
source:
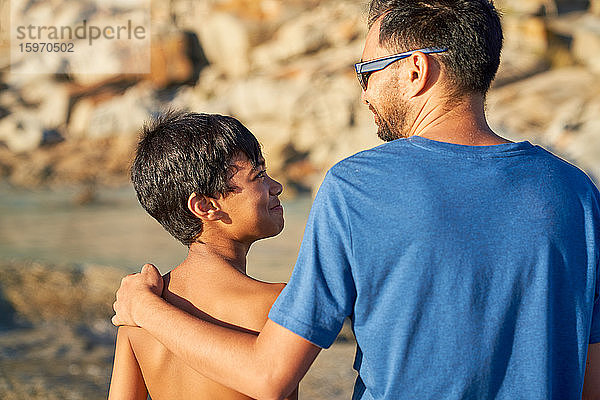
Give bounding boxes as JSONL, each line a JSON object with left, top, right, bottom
{"left": 108, "top": 111, "right": 297, "bottom": 400}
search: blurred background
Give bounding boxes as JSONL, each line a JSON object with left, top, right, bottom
{"left": 0, "top": 0, "right": 599, "bottom": 398}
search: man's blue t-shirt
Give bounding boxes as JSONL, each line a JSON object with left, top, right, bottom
{"left": 269, "top": 136, "right": 600, "bottom": 399}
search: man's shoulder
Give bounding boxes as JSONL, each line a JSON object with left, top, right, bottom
{"left": 332, "top": 139, "right": 409, "bottom": 167}
{"left": 324, "top": 139, "right": 411, "bottom": 182}
{"left": 533, "top": 145, "right": 598, "bottom": 192}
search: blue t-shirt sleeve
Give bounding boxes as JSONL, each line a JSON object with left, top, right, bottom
{"left": 269, "top": 169, "right": 356, "bottom": 349}
{"left": 589, "top": 184, "right": 600, "bottom": 344}
{"left": 590, "top": 257, "right": 600, "bottom": 343}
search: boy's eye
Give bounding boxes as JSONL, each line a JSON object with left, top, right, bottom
{"left": 256, "top": 170, "right": 267, "bottom": 179}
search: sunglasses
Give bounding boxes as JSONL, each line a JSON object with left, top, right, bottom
{"left": 354, "top": 47, "right": 448, "bottom": 91}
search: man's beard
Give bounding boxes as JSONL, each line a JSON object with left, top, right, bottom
{"left": 373, "top": 101, "right": 411, "bottom": 142}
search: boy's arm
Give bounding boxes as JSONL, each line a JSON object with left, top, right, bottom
{"left": 583, "top": 343, "right": 600, "bottom": 400}
{"left": 112, "top": 265, "right": 321, "bottom": 400}
{"left": 108, "top": 327, "right": 148, "bottom": 400}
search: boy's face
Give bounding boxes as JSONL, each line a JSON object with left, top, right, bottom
{"left": 216, "top": 153, "right": 284, "bottom": 243}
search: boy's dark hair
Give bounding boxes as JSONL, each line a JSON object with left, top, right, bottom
{"left": 368, "top": 0, "right": 503, "bottom": 96}
{"left": 131, "top": 111, "right": 262, "bottom": 246}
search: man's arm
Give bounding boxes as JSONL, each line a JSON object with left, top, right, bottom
{"left": 108, "top": 327, "right": 148, "bottom": 400}
{"left": 584, "top": 343, "right": 600, "bottom": 400}
{"left": 112, "top": 265, "right": 321, "bottom": 400}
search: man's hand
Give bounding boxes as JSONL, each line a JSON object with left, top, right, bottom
{"left": 112, "top": 264, "right": 164, "bottom": 327}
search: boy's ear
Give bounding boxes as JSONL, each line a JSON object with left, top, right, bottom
{"left": 187, "top": 192, "right": 224, "bottom": 221}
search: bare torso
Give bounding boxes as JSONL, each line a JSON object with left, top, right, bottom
{"left": 116, "top": 264, "right": 294, "bottom": 400}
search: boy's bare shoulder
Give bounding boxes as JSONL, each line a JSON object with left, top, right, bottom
{"left": 249, "top": 280, "right": 285, "bottom": 306}
{"left": 261, "top": 281, "right": 286, "bottom": 310}
{"left": 230, "top": 280, "right": 286, "bottom": 330}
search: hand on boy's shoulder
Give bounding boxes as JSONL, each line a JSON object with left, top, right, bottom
{"left": 112, "top": 264, "right": 164, "bottom": 327}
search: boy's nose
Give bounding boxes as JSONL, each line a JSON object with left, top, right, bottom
{"left": 270, "top": 177, "right": 283, "bottom": 196}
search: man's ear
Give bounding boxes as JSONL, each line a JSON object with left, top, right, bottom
{"left": 406, "top": 51, "right": 431, "bottom": 98}
{"left": 187, "top": 192, "right": 223, "bottom": 221}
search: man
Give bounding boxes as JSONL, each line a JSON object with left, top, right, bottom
{"left": 113, "top": 1, "right": 600, "bottom": 399}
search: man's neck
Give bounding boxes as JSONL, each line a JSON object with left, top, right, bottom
{"left": 408, "top": 93, "right": 510, "bottom": 146}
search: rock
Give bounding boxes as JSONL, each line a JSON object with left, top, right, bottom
{"left": 488, "top": 67, "right": 597, "bottom": 136}
{"left": 503, "top": 16, "right": 549, "bottom": 52}
{"left": 0, "top": 0, "right": 9, "bottom": 70}
{"left": 269, "top": 39, "right": 364, "bottom": 84}
{"left": 19, "top": 79, "right": 70, "bottom": 128}
{"left": 198, "top": 13, "right": 251, "bottom": 78}
{"left": 544, "top": 95, "right": 600, "bottom": 180}
{"left": 496, "top": 0, "right": 588, "bottom": 15}
{"left": 170, "top": 85, "right": 208, "bottom": 111}
{"left": 494, "top": 16, "right": 550, "bottom": 86}
{"left": 194, "top": 65, "right": 232, "bottom": 99}
{"left": 171, "top": 81, "right": 232, "bottom": 115}
{"left": 152, "top": 0, "right": 175, "bottom": 32}
{"left": 51, "top": 0, "right": 86, "bottom": 28}
{"left": 487, "top": 67, "right": 600, "bottom": 179}
{"left": 251, "top": 2, "right": 363, "bottom": 70}
{"left": 41, "top": 129, "right": 65, "bottom": 146}
{"left": 0, "top": 260, "right": 124, "bottom": 330}
{"left": 226, "top": 76, "right": 306, "bottom": 123}
{"left": 556, "top": 0, "right": 592, "bottom": 14}
{"left": 170, "top": 0, "right": 212, "bottom": 33}
{"left": 68, "top": 98, "right": 95, "bottom": 138}
{"left": 252, "top": 9, "right": 329, "bottom": 68}
{"left": 212, "top": 0, "right": 284, "bottom": 21}
{"left": 0, "top": 87, "right": 20, "bottom": 110}
{"left": 244, "top": 120, "right": 293, "bottom": 173}
{"left": 67, "top": 83, "right": 154, "bottom": 139}
{"left": 321, "top": 2, "right": 364, "bottom": 47}
{"left": 572, "top": 15, "right": 600, "bottom": 74}
{"left": 494, "top": 51, "right": 549, "bottom": 87}
{"left": 2, "top": 0, "right": 600, "bottom": 194}
{"left": 150, "top": 31, "right": 206, "bottom": 88}
{"left": 0, "top": 110, "right": 44, "bottom": 152}
{"left": 496, "top": 0, "right": 558, "bottom": 16}
{"left": 291, "top": 76, "right": 358, "bottom": 152}
{"left": 67, "top": 9, "right": 152, "bottom": 85}
{"left": 50, "top": 136, "right": 135, "bottom": 185}
{"left": 592, "top": 0, "right": 600, "bottom": 16}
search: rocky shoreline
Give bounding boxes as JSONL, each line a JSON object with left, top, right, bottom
{"left": 0, "top": 260, "right": 357, "bottom": 399}
{"left": 1, "top": 0, "right": 599, "bottom": 193}
{"left": 0, "top": 261, "right": 121, "bottom": 399}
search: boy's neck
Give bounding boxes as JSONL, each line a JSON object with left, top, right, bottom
{"left": 181, "top": 240, "right": 249, "bottom": 275}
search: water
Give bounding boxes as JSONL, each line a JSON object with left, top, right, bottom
{"left": 0, "top": 185, "right": 312, "bottom": 282}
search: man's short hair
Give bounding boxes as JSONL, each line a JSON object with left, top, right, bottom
{"left": 368, "top": 0, "right": 503, "bottom": 96}
{"left": 131, "top": 110, "right": 262, "bottom": 246}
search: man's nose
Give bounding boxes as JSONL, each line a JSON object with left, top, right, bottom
{"left": 361, "top": 89, "right": 369, "bottom": 106}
